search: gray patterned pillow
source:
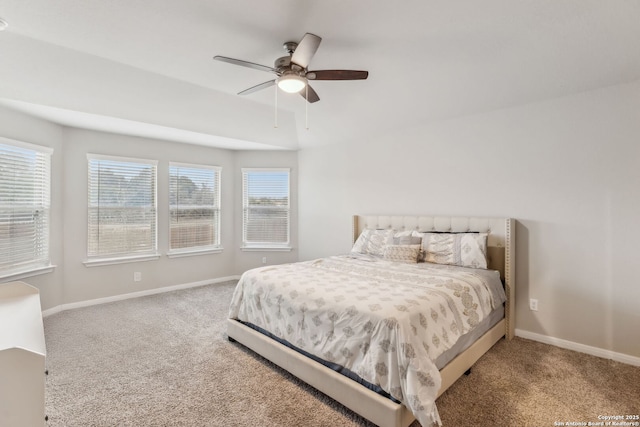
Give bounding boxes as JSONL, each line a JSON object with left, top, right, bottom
{"left": 417, "top": 232, "right": 488, "bottom": 269}
{"left": 351, "top": 229, "right": 394, "bottom": 257}
{"left": 382, "top": 244, "right": 421, "bottom": 263}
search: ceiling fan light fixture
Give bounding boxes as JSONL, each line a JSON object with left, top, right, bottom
{"left": 277, "top": 73, "right": 306, "bottom": 93}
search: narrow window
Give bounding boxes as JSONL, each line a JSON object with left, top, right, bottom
{"left": 242, "top": 168, "right": 290, "bottom": 249}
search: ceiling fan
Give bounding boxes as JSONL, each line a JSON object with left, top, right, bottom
{"left": 214, "top": 33, "right": 368, "bottom": 103}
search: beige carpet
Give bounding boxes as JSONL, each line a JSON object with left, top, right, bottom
{"left": 44, "top": 281, "right": 639, "bottom": 426}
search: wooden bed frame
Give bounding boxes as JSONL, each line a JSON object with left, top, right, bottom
{"left": 228, "top": 215, "right": 515, "bottom": 427}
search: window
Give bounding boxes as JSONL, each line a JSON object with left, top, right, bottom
{"left": 169, "top": 163, "right": 221, "bottom": 255}
{"left": 0, "top": 137, "right": 52, "bottom": 278}
{"left": 87, "top": 155, "right": 158, "bottom": 263}
{"left": 242, "top": 168, "right": 290, "bottom": 249}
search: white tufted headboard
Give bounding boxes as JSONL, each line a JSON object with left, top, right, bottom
{"left": 353, "top": 215, "right": 515, "bottom": 339}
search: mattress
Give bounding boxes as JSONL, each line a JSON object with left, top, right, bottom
{"left": 435, "top": 304, "right": 504, "bottom": 370}
{"left": 229, "top": 255, "right": 506, "bottom": 426}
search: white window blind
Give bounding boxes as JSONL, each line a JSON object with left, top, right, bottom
{"left": 0, "top": 138, "right": 52, "bottom": 277}
{"left": 242, "top": 168, "right": 290, "bottom": 247}
{"left": 87, "top": 155, "right": 157, "bottom": 259}
{"left": 169, "top": 163, "right": 221, "bottom": 252}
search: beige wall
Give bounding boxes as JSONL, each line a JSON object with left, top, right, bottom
{"left": 297, "top": 80, "right": 640, "bottom": 359}
{"left": 0, "top": 108, "right": 298, "bottom": 309}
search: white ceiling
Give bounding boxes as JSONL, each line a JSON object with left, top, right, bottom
{"left": 1, "top": 0, "right": 639, "bottom": 150}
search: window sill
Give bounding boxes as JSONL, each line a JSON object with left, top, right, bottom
{"left": 240, "top": 246, "right": 293, "bottom": 252}
{"left": 83, "top": 253, "right": 161, "bottom": 267}
{"left": 0, "top": 265, "right": 56, "bottom": 281}
{"left": 167, "top": 247, "right": 224, "bottom": 259}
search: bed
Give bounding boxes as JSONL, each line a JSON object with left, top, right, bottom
{"left": 227, "top": 215, "right": 515, "bottom": 426}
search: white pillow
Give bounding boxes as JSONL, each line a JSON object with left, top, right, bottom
{"left": 383, "top": 244, "right": 421, "bottom": 263}
{"left": 392, "top": 230, "right": 422, "bottom": 245}
{"left": 351, "top": 229, "right": 394, "bottom": 257}
{"left": 416, "top": 232, "right": 488, "bottom": 269}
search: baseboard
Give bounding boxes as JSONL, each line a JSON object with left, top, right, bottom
{"left": 42, "top": 275, "right": 241, "bottom": 317}
{"left": 515, "top": 329, "right": 640, "bottom": 367}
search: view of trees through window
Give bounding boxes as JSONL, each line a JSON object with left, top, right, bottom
{"left": 242, "top": 169, "right": 290, "bottom": 246}
{"left": 88, "top": 157, "right": 157, "bottom": 257}
{"left": 169, "top": 164, "right": 220, "bottom": 250}
{"left": 3, "top": 145, "right": 292, "bottom": 269}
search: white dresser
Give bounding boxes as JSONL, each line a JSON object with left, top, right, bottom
{"left": 0, "top": 281, "right": 47, "bottom": 426}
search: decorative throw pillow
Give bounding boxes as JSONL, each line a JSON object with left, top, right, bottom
{"left": 383, "top": 244, "right": 421, "bottom": 263}
{"left": 418, "top": 233, "right": 488, "bottom": 269}
{"left": 351, "top": 228, "right": 394, "bottom": 257}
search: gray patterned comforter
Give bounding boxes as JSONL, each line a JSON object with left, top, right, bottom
{"left": 228, "top": 255, "right": 506, "bottom": 426}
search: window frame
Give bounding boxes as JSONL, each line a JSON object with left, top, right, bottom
{"left": 241, "top": 167, "right": 291, "bottom": 251}
{"left": 0, "top": 137, "right": 54, "bottom": 280}
{"left": 167, "top": 161, "right": 222, "bottom": 258}
{"left": 84, "top": 154, "right": 159, "bottom": 267}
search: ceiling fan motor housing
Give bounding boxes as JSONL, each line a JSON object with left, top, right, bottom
{"left": 274, "top": 56, "right": 292, "bottom": 71}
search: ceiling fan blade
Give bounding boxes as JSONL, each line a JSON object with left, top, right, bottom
{"left": 238, "top": 80, "right": 276, "bottom": 95}
{"left": 291, "top": 33, "right": 322, "bottom": 69}
{"left": 300, "top": 84, "right": 320, "bottom": 103}
{"left": 214, "top": 55, "right": 278, "bottom": 74}
{"left": 307, "top": 70, "right": 369, "bottom": 80}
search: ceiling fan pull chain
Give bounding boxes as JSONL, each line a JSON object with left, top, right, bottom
{"left": 274, "top": 83, "right": 278, "bottom": 128}
{"left": 305, "top": 84, "right": 309, "bottom": 130}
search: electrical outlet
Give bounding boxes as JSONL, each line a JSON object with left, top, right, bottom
{"left": 134, "top": 272, "right": 142, "bottom": 282}
{"left": 529, "top": 298, "right": 538, "bottom": 311}
{"left": 262, "top": 257, "right": 267, "bottom": 264}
